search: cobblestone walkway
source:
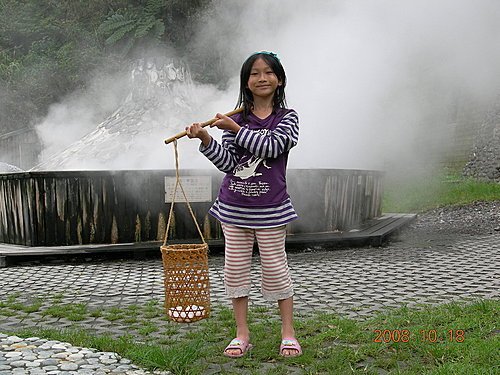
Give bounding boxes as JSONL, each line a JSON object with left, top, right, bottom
{"left": 1, "top": 235, "right": 498, "bottom": 318}
{"left": 0, "top": 233, "right": 498, "bottom": 374}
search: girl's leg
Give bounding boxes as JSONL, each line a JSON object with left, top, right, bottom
{"left": 278, "top": 296, "right": 299, "bottom": 356}
{"left": 255, "top": 226, "right": 293, "bottom": 302}
{"left": 232, "top": 296, "right": 249, "bottom": 340}
{"left": 278, "top": 296, "right": 295, "bottom": 340}
{"left": 222, "top": 224, "right": 255, "bottom": 354}
{"left": 255, "top": 226, "right": 299, "bottom": 356}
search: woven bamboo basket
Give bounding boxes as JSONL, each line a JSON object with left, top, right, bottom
{"left": 160, "top": 140, "right": 211, "bottom": 323}
{"left": 161, "top": 243, "right": 210, "bottom": 323}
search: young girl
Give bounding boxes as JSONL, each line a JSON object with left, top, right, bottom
{"left": 186, "top": 51, "right": 301, "bottom": 358}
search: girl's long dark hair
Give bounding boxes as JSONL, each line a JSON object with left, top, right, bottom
{"left": 236, "top": 52, "right": 287, "bottom": 121}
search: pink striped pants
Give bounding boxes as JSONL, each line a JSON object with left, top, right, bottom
{"left": 222, "top": 223, "right": 294, "bottom": 301}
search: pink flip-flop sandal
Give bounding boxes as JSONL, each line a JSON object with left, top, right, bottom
{"left": 223, "top": 338, "right": 253, "bottom": 358}
{"left": 280, "top": 338, "right": 303, "bottom": 357}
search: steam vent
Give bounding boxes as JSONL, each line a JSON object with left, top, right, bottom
{"left": 34, "top": 58, "right": 195, "bottom": 170}
{"left": 0, "top": 58, "right": 409, "bottom": 257}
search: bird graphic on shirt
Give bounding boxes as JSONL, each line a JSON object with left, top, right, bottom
{"left": 233, "top": 155, "right": 271, "bottom": 180}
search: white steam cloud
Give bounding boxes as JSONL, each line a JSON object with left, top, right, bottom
{"left": 35, "top": 0, "right": 500, "bottom": 174}
{"left": 36, "top": 71, "right": 130, "bottom": 165}
{"left": 194, "top": 0, "right": 500, "bottom": 171}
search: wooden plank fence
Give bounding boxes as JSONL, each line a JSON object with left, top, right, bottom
{"left": 0, "top": 169, "right": 384, "bottom": 247}
{"left": 287, "top": 169, "right": 383, "bottom": 234}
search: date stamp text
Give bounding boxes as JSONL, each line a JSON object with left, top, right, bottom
{"left": 373, "top": 329, "right": 465, "bottom": 343}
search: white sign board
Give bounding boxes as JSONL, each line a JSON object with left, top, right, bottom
{"left": 165, "top": 176, "right": 212, "bottom": 203}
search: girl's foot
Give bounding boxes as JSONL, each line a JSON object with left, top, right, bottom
{"left": 280, "top": 338, "right": 302, "bottom": 357}
{"left": 224, "top": 337, "right": 252, "bottom": 358}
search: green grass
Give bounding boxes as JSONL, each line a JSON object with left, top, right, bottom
{"left": 43, "top": 303, "right": 89, "bottom": 321}
{"left": 383, "top": 172, "right": 500, "bottom": 213}
{"left": 0, "top": 297, "right": 42, "bottom": 314}
{"left": 2, "top": 294, "right": 498, "bottom": 375}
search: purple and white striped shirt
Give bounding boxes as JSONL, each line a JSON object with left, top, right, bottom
{"left": 200, "top": 108, "right": 299, "bottom": 228}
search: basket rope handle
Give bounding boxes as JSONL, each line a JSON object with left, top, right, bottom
{"left": 163, "top": 139, "right": 206, "bottom": 246}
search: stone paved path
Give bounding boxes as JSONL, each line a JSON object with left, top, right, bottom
{"left": 0, "top": 333, "right": 172, "bottom": 375}
{"left": 0, "top": 233, "right": 498, "bottom": 374}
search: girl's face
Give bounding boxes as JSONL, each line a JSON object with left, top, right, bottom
{"left": 247, "top": 58, "right": 282, "bottom": 101}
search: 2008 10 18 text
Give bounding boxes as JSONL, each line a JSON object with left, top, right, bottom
{"left": 373, "top": 329, "right": 465, "bottom": 343}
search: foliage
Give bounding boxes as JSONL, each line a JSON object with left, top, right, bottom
{"left": 383, "top": 172, "right": 500, "bottom": 213}
{"left": 97, "top": 0, "right": 167, "bottom": 56}
{"left": 0, "top": 0, "right": 212, "bottom": 134}
{"left": 0, "top": 0, "right": 122, "bottom": 132}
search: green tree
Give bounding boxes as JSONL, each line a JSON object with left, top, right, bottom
{"left": 98, "top": 0, "right": 167, "bottom": 56}
{"left": 0, "top": 0, "right": 213, "bottom": 134}
{"left": 0, "top": 0, "right": 127, "bottom": 132}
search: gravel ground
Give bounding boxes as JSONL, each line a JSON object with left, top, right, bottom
{"left": 393, "top": 200, "right": 499, "bottom": 247}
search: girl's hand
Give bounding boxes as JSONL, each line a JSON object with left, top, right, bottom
{"left": 185, "top": 123, "right": 212, "bottom": 147}
{"left": 212, "top": 113, "right": 241, "bottom": 133}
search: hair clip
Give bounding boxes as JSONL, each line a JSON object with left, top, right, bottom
{"left": 253, "top": 51, "right": 280, "bottom": 61}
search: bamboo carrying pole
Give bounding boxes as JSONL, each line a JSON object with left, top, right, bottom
{"left": 164, "top": 107, "right": 244, "bottom": 144}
